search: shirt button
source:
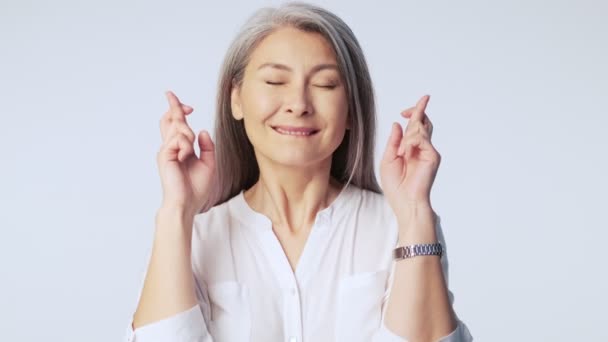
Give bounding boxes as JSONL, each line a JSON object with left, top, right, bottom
{"left": 288, "top": 337, "right": 297, "bottom": 342}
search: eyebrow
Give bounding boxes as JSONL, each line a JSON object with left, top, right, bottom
{"left": 256, "top": 62, "right": 340, "bottom": 74}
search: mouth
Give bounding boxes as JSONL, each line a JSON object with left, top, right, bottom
{"left": 272, "top": 125, "right": 320, "bottom": 137}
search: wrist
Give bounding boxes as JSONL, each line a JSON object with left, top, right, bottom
{"left": 398, "top": 231, "right": 438, "bottom": 246}
{"left": 158, "top": 203, "right": 195, "bottom": 220}
{"left": 394, "top": 200, "right": 434, "bottom": 220}
{"left": 396, "top": 203, "right": 435, "bottom": 227}
{"left": 396, "top": 205, "right": 438, "bottom": 245}
{"left": 156, "top": 206, "right": 195, "bottom": 232}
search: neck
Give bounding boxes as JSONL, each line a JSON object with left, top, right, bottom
{"left": 244, "top": 156, "right": 342, "bottom": 235}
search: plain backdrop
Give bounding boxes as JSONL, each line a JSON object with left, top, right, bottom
{"left": 1, "top": 0, "right": 606, "bottom": 341}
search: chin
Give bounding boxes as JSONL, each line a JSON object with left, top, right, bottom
{"left": 269, "top": 151, "right": 331, "bottom": 168}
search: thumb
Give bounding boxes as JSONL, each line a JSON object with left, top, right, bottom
{"left": 197, "top": 130, "right": 216, "bottom": 164}
{"left": 381, "top": 122, "right": 402, "bottom": 163}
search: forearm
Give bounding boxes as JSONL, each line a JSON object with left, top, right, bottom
{"left": 132, "top": 207, "right": 198, "bottom": 329}
{"left": 384, "top": 205, "right": 457, "bottom": 342}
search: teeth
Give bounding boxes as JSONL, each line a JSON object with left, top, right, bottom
{"left": 275, "top": 127, "right": 314, "bottom": 136}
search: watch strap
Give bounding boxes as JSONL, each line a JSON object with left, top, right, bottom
{"left": 393, "top": 242, "right": 443, "bottom": 260}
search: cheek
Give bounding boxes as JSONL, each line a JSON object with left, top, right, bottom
{"left": 240, "top": 90, "right": 279, "bottom": 144}
{"left": 242, "top": 88, "right": 282, "bottom": 122}
{"left": 318, "top": 93, "right": 349, "bottom": 128}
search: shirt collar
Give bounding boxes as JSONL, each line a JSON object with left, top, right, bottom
{"left": 229, "top": 182, "right": 356, "bottom": 232}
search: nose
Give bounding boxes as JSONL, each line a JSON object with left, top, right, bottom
{"left": 285, "top": 83, "right": 312, "bottom": 116}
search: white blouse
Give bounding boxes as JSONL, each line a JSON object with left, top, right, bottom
{"left": 125, "top": 184, "right": 473, "bottom": 341}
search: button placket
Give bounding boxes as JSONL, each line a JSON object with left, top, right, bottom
{"left": 284, "top": 283, "right": 302, "bottom": 342}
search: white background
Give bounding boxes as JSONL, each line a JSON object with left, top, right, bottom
{"left": 1, "top": 0, "right": 606, "bottom": 341}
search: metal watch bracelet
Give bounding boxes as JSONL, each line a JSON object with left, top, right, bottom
{"left": 393, "top": 242, "right": 443, "bottom": 260}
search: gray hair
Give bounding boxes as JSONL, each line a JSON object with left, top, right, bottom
{"left": 204, "top": 1, "right": 381, "bottom": 210}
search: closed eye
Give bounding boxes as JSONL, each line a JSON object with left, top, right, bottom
{"left": 315, "top": 84, "right": 337, "bottom": 89}
{"left": 265, "top": 81, "right": 337, "bottom": 89}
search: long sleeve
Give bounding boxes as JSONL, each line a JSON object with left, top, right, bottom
{"left": 124, "top": 304, "right": 213, "bottom": 342}
{"left": 372, "top": 215, "right": 473, "bottom": 342}
{"left": 374, "top": 318, "right": 472, "bottom": 342}
{"left": 123, "top": 249, "right": 214, "bottom": 342}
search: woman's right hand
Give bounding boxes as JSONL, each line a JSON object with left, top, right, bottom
{"left": 156, "top": 90, "right": 216, "bottom": 217}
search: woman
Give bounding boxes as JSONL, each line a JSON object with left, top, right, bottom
{"left": 125, "top": 2, "right": 472, "bottom": 341}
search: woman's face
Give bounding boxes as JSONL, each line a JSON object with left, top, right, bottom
{"left": 231, "top": 26, "right": 349, "bottom": 169}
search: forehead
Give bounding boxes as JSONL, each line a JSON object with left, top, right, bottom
{"left": 247, "top": 26, "right": 338, "bottom": 69}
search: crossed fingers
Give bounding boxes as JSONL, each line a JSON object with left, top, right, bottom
{"left": 401, "top": 95, "right": 433, "bottom": 137}
{"left": 159, "top": 91, "right": 196, "bottom": 145}
{"left": 397, "top": 95, "right": 434, "bottom": 156}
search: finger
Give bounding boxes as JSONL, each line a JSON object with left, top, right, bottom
{"left": 164, "top": 120, "right": 196, "bottom": 144}
{"left": 404, "top": 133, "right": 420, "bottom": 161}
{"left": 159, "top": 114, "right": 171, "bottom": 141}
{"left": 407, "top": 136, "right": 439, "bottom": 163}
{"left": 424, "top": 119, "right": 433, "bottom": 138}
{"left": 398, "top": 125, "right": 429, "bottom": 157}
{"left": 166, "top": 90, "right": 187, "bottom": 122}
{"left": 382, "top": 122, "right": 403, "bottom": 162}
{"left": 159, "top": 104, "right": 194, "bottom": 140}
{"left": 412, "top": 95, "right": 430, "bottom": 122}
{"left": 423, "top": 115, "right": 433, "bottom": 128}
{"left": 400, "top": 106, "right": 417, "bottom": 118}
{"left": 182, "top": 104, "right": 194, "bottom": 113}
{"left": 401, "top": 95, "right": 430, "bottom": 122}
{"left": 175, "top": 133, "right": 195, "bottom": 162}
{"left": 158, "top": 133, "right": 194, "bottom": 163}
{"left": 403, "top": 119, "right": 428, "bottom": 140}
{"left": 162, "top": 104, "right": 193, "bottom": 120}
{"left": 177, "top": 136, "right": 195, "bottom": 162}
{"left": 403, "top": 132, "right": 433, "bottom": 161}
{"left": 163, "top": 104, "right": 193, "bottom": 117}
{"left": 397, "top": 136, "right": 406, "bottom": 157}
{"left": 197, "top": 130, "right": 216, "bottom": 165}
{"left": 397, "top": 128, "right": 428, "bottom": 156}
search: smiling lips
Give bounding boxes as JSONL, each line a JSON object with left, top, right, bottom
{"left": 272, "top": 125, "right": 319, "bottom": 136}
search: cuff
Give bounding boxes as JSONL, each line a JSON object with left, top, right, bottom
{"left": 438, "top": 320, "right": 473, "bottom": 342}
{"left": 373, "top": 320, "right": 473, "bottom": 342}
{"left": 124, "top": 304, "right": 211, "bottom": 342}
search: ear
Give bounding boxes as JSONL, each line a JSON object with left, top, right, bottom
{"left": 230, "top": 81, "right": 244, "bottom": 120}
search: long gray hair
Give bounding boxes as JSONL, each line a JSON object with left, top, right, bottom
{"left": 204, "top": 1, "right": 381, "bottom": 210}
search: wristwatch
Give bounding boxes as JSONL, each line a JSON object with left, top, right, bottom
{"left": 393, "top": 242, "right": 443, "bottom": 260}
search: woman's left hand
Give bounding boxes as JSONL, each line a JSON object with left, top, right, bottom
{"left": 380, "top": 95, "right": 441, "bottom": 217}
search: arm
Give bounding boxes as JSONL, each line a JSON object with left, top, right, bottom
{"left": 133, "top": 207, "right": 198, "bottom": 327}
{"left": 384, "top": 205, "right": 455, "bottom": 341}
{"left": 124, "top": 207, "right": 213, "bottom": 342}
{"left": 373, "top": 207, "right": 473, "bottom": 342}
{"left": 377, "top": 94, "right": 461, "bottom": 341}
